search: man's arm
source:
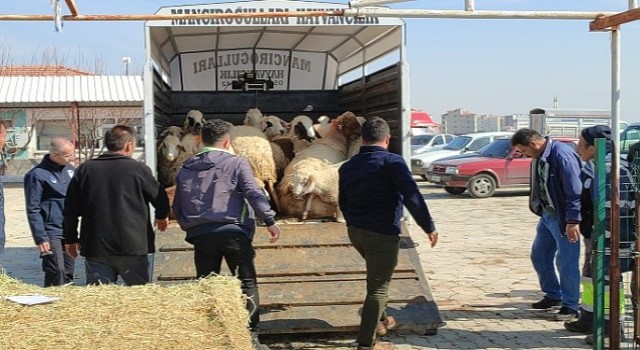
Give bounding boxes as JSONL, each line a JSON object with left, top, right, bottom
{"left": 388, "top": 156, "right": 436, "bottom": 234}
{"left": 140, "top": 165, "right": 170, "bottom": 223}
{"left": 23, "top": 173, "right": 48, "bottom": 245}
{"left": 560, "top": 155, "right": 583, "bottom": 224}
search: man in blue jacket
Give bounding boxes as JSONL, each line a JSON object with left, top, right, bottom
{"left": 339, "top": 117, "right": 438, "bottom": 350}
{"left": 172, "top": 119, "right": 280, "bottom": 350}
{"left": 24, "top": 137, "right": 76, "bottom": 286}
{"left": 512, "top": 128, "right": 583, "bottom": 320}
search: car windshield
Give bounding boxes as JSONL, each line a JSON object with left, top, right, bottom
{"left": 411, "top": 134, "right": 435, "bottom": 145}
{"left": 443, "top": 136, "right": 472, "bottom": 150}
{"left": 479, "top": 139, "right": 513, "bottom": 158}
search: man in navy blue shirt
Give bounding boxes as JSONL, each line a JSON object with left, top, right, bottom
{"left": 339, "top": 117, "right": 438, "bottom": 350}
{"left": 24, "top": 137, "right": 76, "bottom": 286}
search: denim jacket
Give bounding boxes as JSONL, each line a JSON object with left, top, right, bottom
{"left": 529, "top": 138, "right": 583, "bottom": 234}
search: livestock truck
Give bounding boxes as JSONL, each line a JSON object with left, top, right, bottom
{"left": 143, "top": 0, "right": 443, "bottom": 335}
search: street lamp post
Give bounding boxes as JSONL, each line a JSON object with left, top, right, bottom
{"left": 122, "top": 56, "right": 131, "bottom": 75}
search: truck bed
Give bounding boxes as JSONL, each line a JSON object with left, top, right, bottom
{"left": 153, "top": 221, "right": 444, "bottom": 335}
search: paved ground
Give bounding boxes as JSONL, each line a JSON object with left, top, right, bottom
{"left": 0, "top": 181, "right": 595, "bottom": 349}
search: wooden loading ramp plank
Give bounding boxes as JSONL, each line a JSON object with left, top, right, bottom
{"left": 259, "top": 302, "right": 444, "bottom": 335}
{"left": 157, "top": 271, "right": 420, "bottom": 285}
{"left": 258, "top": 278, "right": 428, "bottom": 307}
{"left": 155, "top": 247, "right": 416, "bottom": 280}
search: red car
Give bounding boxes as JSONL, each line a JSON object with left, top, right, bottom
{"left": 426, "top": 137, "right": 578, "bottom": 198}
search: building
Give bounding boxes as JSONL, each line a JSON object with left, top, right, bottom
{"left": 0, "top": 66, "right": 143, "bottom": 179}
{"left": 441, "top": 108, "right": 502, "bottom": 134}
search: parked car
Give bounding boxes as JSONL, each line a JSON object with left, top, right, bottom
{"left": 426, "top": 137, "right": 578, "bottom": 198}
{"left": 411, "top": 133, "right": 455, "bottom": 155}
{"left": 411, "top": 131, "right": 514, "bottom": 179}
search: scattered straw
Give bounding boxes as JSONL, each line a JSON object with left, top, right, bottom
{"left": 0, "top": 274, "right": 255, "bottom": 350}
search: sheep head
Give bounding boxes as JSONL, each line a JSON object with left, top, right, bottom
{"left": 260, "top": 115, "right": 286, "bottom": 139}
{"left": 244, "top": 108, "right": 263, "bottom": 127}
{"left": 291, "top": 172, "right": 315, "bottom": 199}
{"left": 160, "top": 126, "right": 185, "bottom": 140}
{"left": 184, "top": 109, "right": 205, "bottom": 134}
{"left": 334, "top": 111, "right": 362, "bottom": 141}
{"left": 157, "top": 135, "right": 184, "bottom": 162}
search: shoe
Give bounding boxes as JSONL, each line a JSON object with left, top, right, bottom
{"left": 564, "top": 319, "right": 592, "bottom": 334}
{"left": 553, "top": 307, "right": 578, "bottom": 321}
{"left": 376, "top": 316, "right": 397, "bottom": 336}
{"left": 531, "top": 297, "right": 561, "bottom": 309}
{"left": 357, "top": 341, "right": 395, "bottom": 350}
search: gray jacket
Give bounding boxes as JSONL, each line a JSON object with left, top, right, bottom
{"left": 172, "top": 149, "right": 276, "bottom": 241}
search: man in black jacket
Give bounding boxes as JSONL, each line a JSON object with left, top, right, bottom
{"left": 64, "top": 125, "right": 169, "bottom": 286}
{"left": 24, "top": 137, "right": 76, "bottom": 286}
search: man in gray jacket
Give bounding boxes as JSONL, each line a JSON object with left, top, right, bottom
{"left": 173, "top": 119, "right": 280, "bottom": 346}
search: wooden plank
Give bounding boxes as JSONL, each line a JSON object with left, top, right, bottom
{"left": 64, "top": 0, "right": 79, "bottom": 16}
{"left": 259, "top": 279, "right": 428, "bottom": 307}
{"left": 590, "top": 8, "right": 640, "bottom": 31}
{"left": 259, "top": 271, "right": 419, "bottom": 284}
{"left": 258, "top": 302, "right": 445, "bottom": 335}
{"left": 155, "top": 247, "right": 416, "bottom": 280}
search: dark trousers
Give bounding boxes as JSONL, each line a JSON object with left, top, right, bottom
{"left": 42, "top": 238, "right": 75, "bottom": 287}
{"left": 191, "top": 232, "right": 259, "bottom": 331}
{"left": 348, "top": 226, "right": 399, "bottom": 347}
{"left": 85, "top": 255, "right": 150, "bottom": 286}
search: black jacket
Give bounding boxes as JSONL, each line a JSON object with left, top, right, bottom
{"left": 63, "top": 153, "right": 169, "bottom": 257}
{"left": 24, "top": 155, "right": 75, "bottom": 244}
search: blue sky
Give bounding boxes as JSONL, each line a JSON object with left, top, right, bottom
{"left": 2, "top": 0, "right": 640, "bottom": 122}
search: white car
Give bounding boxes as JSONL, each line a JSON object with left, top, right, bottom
{"left": 411, "top": 131, "right": 514, "bottom": 179}
{"left": 411, "top": 133, "right": 456, "bottom": 155}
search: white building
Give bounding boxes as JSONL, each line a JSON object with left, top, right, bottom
{"left": 441, "top": 108, "right": 502, "bottom": 134}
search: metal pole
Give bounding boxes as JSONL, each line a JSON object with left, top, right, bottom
{"left": 609, "top": 28, "right": 622, "bottom": 350}
{"left": 345, "top": 8, "right": 616, "bottom": 20}
{"left": 349, "top": 0, "right": 414, "bottom": 7}
{"left": 465, "top": 0, "right": 475, "bottom": 12}
{"left": 631, "top": 1, "right": 638, "bottom": 9}
{"left": 594, "top": 138, "right": 607, "bottom": 350}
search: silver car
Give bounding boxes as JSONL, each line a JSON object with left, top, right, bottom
{"left": 411, "top": 134, "right": 455, "bottom": 155}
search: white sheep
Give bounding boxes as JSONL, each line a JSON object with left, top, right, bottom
{"left": 277, "top": 112, "right": 361, "bottom": 221}
{"left": 313, "top": 115, "right": 331, "bottom": 139}
{"left": 260, "top": 115, "right": 288, "bottom": 140}
{"left": 244, "top": 108, "right": 263, "bottom": 127}
{"left": 286, "top": 115, "right": 316, "bottom": 142}
{"left": 229, "top": 125, "right": 280, "bottom": 212}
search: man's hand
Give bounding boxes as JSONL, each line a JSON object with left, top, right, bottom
{"left": 427, "top": 230, "right": 439, "bottom": 248}
{"left": 155, "top": 218, "right": 169, "bottom": 232}
{"left": 566, "top": 223, "right": 580, "bottom": 243}
{"left": 64, "top": 243, "right": 80, "bottom": 259}
{"left": 266, "top": 224, "right": 281, "bottom": 243}
{"left": 37, "top": 241, "right": 51, "bottom": 255}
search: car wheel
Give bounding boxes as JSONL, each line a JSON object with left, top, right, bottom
{"left": 467, "top": 174, "right": 496, "bottom": 198}
{"left": 444, "top": 186, "right": 466, "bottom": 195}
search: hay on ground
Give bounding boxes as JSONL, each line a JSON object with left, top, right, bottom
{"left": 0, "top": 274, "right": 255, "bottom": 350}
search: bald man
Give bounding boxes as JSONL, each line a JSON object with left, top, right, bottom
{"left": 24, "top": 137, "right": 76, "bottom": 286}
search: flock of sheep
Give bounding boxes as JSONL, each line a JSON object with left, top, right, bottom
{"left": 156, "top": 108, "right": 364, "bottom": 222}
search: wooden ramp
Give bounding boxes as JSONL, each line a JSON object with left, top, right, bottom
{"left": 153, "top": 221, "right": 445, "bottom": 335}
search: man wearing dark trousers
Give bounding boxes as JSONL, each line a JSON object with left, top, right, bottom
{"left": 0, "top": 122, "right": 7, "bottom": 254}
{"left": 24, "top": 137, "right": 76, "bottom": 286}
{"left": 172, "top": 119, "right": 280, "bottom": 350}
{"left": 339, "top": 117, "right": 438, "bottom": 350}
{"left": 64, "top": 125, "right": 169, "bottom": 286}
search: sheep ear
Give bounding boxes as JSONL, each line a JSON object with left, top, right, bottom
{"left": 178, "top": 144, "right": 187, "bottom": 152}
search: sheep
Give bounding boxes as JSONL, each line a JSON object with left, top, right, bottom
{"left": 313, "top": 115, "right": 331, "bottom": 139}
{"left": 287, "top": 158, "right": 343, "bottom": 221}
{"left": 229, "top": 125, "right": 280, "bottom": 211}
{"left": 276, "top": 112, "right": 361, "bottom": 221}
{"left": 347, "top": 116, "right": 367, "bottom": 158}
{"left": 286, "top": 115, "right": 316, "bottom": 142}
{"left": 244, "top": 108, "right": 263, "bottom": 127}
{"left": 160, "top": 126, "right": 184, "bottom": 140}
{"left": 157, "top": 134, "right": 191, "bottom": 188}
{"left": 260, "top": 115, "right": 288, "bottom": 140}
{"left": 183, "top": 109, "right": 205, "bottom": 134}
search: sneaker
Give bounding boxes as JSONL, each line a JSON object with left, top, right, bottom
{"left": 531, "top": 297, "right": 561, "bottom": 309}
{"left": 564, "top": 319, "right": 592, "bottom": 333}
{"left": 376, "top": 316, "right": 397, "bottom": 336}
{"left": 357, "top": 341, "right": 395, "bottom": 350}
{"left": 553, "top": 307, "right": 578, "bottom": 321}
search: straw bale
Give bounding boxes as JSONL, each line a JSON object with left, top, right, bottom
{"left": 0, "top": 274, "right": 255, "bottom": 350}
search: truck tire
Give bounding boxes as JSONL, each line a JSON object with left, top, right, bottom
{"left": 444, "top": 186, "right": 466, "bottom": 195}
{"left": 467, "top": 174, "right": 496, "bottom": 198}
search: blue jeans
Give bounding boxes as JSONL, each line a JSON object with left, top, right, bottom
{"left": 531, "top": 212, "right": 581, "bottom": 311}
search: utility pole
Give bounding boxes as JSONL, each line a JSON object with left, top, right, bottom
{"left": 122, "top": 56, "right": 131, "bottom": 75}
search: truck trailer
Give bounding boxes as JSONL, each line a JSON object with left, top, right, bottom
{"left": 144, "top": 0, "right": 443, "bottom": 335}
